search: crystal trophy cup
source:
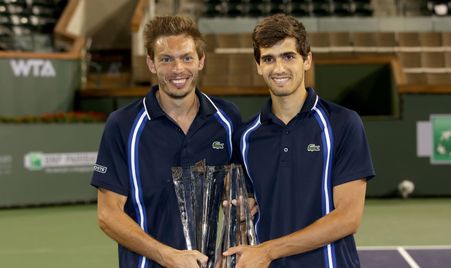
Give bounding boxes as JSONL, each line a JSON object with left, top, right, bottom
{"left": 172, "top": 161, "right": 226, "bottom": 267}
{"left": 172, "top": 162, "right": 256, "bottom": 268}
{"left": 215, "top": 164, "right": 257, "bottom": 268}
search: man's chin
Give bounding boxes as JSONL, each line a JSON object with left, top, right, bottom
{"left": 166, "top": 87, "right": 194, "bottom": 99}
{"left": 269, "top": 87, "right": 292, "bottom": 97}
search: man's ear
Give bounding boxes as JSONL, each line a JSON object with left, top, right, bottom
{"left": 256, "top": 61, "right": 262, "bottom": 75}
{"left": 146, "top": 56, "right": 157, "bottom": 74}
{"left": 198, "top": 54, "right": 205, "bottom": 70}
{"left": 304, "top": 52, "right": 313, "bottom": 71}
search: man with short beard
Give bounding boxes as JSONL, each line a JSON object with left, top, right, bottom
{"left": 91, "top": 15, "right": 241, "bottom": 268}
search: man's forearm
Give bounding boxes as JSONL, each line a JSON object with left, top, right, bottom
{"left": 262, "top": 180, "right": 366, "bottom": 261}
{"left": 98, "top": 205, "right": 173, "bottom": 266}
{"left": 262, "top": 207, "right": 359, "bottom": 261}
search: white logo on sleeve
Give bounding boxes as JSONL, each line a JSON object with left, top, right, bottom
{"left": 93, "top": 164, "right": 108, "bottom": 174}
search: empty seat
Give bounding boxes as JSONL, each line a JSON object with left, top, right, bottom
{"left": 312, "top": 0, "right": 333, "bottom": 17}
{"left": 333, "top": 0, "right": 354, "bottom": 17}
{"left": 427, "top": 73, "right": 451, "bottom": 84}
{"left": 421, "top": 52, "right": 446, "bottom": 68}
{"left": 373, "top": 32, "right": 397, "bottom": 52}
{"left": 246, "top": 2, "right": 265, "bottom": 17}
{"left": 354, "top": 0, "right": 373, "bottom": 16}
{"left": 269, "top": 5, "right": 287, "bottom": 15}
{"left": 352, "top": 32, "right": 378, "bottom": 52}
{"left": 290, "top": 2, "right": 311, "bottom": 17}
{"left": 329, "top": 32, "right": 352, "bottom": 46}
{"left": 406, "top": 73, "right": 427, "bottom": 84}
{"left": 398, "top": 32, "right": 420, "bottom": 47}
{"left": 398, "top": 52, "right": 422, "bottom": 68}
{"left": 309, "top": 32, "right": 330, "bottom": 48}
{"left": 203, "top": 4, "right": 222, "bottom": 17}
{"left": 419, "top": 32, "right": 442, "bottom": 47}
{"left": 226, "top": 0, "right": 243, "bottom": 16}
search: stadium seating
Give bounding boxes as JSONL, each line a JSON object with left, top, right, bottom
{"left": 200, "top": 0, "right": 376, "bottom": 17}
{"left": 0, "top": 0, "right": 68, "bottom": 51}
{"left": 426, "top": 0, "right": 451, "bottom": 16}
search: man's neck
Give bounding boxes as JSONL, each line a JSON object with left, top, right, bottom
{"left": 156, "top": 89, "right": 199, "bottom": 134}
{"left": 271, "top": 86, "right": 307, "bottom": 125}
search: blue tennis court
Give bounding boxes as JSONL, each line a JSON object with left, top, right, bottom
{"left": 359, "top": 246, "right": 451, "bottom": 268}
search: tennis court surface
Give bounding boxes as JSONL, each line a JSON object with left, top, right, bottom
{"left": 1, "top": 199, "right": 450, "bottom": 267}
{"left": 359, "top": 246, "right": 451, "bottom": 268}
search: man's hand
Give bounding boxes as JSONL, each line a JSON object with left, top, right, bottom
{"left": 223, "top": 244, "right": 272, "bottom": 268}
{"left": 247, "top": 198, "right": 258, "bottom": 218}
{"left": 223, "top": 197, "right": 259, "bottom": 220}
{"left": 163, "top": 249, "right": 208, "bottom": 268}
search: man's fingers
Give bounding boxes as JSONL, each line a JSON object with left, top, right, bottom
{"left": 223, "top": 245, "right": 243, "bottom": 256}
{"left": 194, "top": 251, "right": 208, "bottom": 267}
{"left": 250, "top": 205, "right": 258, "bottom": 217}
{"left": 197, "top": 255, "right": 208, "bottom": 267}
{"left": 222, "top": 199, "right": 238, "bottom": 207}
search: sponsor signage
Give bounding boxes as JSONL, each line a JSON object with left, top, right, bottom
{"left": 24, "top": 152, "right": 97, "bottom": 173}
{"left": 417, "top": 114, "right": 451, "bottom": 164}
{"left": 10, "top": 59, "right": 56, "bottom": 77}
{"left": 0, "top": 155, "right": 13, "bottom": 176}
{"left": 431, "top": 115, "right": 451, "bottom": 164}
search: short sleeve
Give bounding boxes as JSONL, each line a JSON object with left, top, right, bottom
{"left": 332, "top": 111, "right": 375, "bottom": 186}
{"left": 91, "top": 113, "right": 130, "bottom": 196}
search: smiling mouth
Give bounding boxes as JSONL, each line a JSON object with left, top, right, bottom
{"left": 169, "top": 78, "right": 189, "bottom": 88}
{"left": 271, "top": 77, "right": 290, "bottom": 85}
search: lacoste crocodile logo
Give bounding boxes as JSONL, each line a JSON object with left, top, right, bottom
{"left": 307, "top": 144, "right": 320, "bottom": 152}
{"left": 212, "top": 141, "right": 224, "bottom": 150}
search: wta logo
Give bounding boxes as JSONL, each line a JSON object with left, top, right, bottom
{"left": 10, "top": 59, "right": 56, "bottom": 77}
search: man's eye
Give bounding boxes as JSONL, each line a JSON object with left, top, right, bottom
{"left": 262, "top": 57, "right": 273, "bottom": 63}
{"left": 284, "top": 54, "right": 295, "bottom": 61}
{"left": 184, "top": 56, "right": 193, "bottom": 62}
{"left": 161, "top": 57, "right": 171, "bottom": 63}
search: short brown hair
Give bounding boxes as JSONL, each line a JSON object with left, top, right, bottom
{"left": 252, "top": 14, "right": 311, "bottom": 63}
{"left": 144, "top": 15, "right": 206, "bottom": 59}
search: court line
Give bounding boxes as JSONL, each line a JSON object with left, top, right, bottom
{"left": 358, "top": 245, "right": 451, "bottom": 250}
{"left": 397, "top": 247, "right": 420, "bottom": 268}
{"left": 0, "top": 245, "right": 112, "bottom": 255}
{"left": 0, "top": 248, "right": 54, "bottom": 255}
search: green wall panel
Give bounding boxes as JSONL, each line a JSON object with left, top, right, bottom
{"left": 0, "top": 124, "right": 104, "bottom": 207}
{"left": 0, "top": 58, "right": 80, "bottom": 116}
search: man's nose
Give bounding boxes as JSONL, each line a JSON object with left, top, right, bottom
{"left": 273, "top": 58, "right": 285, "bottom": 73}
{"left": 172, "top": 59, "right": 183, "bottom": 72}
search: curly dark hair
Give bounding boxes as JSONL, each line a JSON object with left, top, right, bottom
{"left": 252, "top": 14, "right": 311, "bottom": 63}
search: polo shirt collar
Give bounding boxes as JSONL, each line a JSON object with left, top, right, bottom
{"left": 260, "top": 87, "right": 319, "bottom": 123}
{"left": 143, "top": 85, "right": 217, "bottom": 119}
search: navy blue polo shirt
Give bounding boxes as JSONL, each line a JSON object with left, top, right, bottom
{"left": 236, "top": 87, "right": 375, "bottom": 268}
{"left": 91, "top": 85, "right": 241, "bottom": 268}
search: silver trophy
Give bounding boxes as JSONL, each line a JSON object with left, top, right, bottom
{"left": 172, "top": 162, "right": 256, "bottom": 268}
{"left": 172, "top": 161, "right": 226, "bottom": 267}
{"left": 216, "top": 164, "right": 257, "bottom": 268}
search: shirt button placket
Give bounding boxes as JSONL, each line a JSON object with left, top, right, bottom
{"left": 280, "top": 128, "right": 290, "bottom": 163}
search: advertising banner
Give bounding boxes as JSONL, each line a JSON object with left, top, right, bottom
{"left": 0, "top": 58, "right": 80, "bottom": 116}
{"left": 0, "top": 124, "right": 104, "bottom": 207}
